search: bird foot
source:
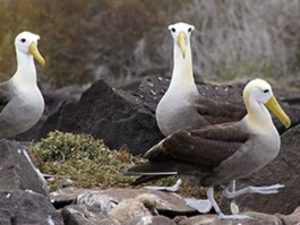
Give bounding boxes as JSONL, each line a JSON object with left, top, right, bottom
{"left": 184, "top": 198, "right": 212, "bottom": 213}
{"left": 247, "top": 183, "right": 284, "bottom": 195}
{"left": 218, "top": 213, "right": 251, "bottom": 220}
{"left": 223, "top": 183, "right": 284, "bottom": 198}
{"left": 144, "top": 179, "right": 182, "bottom": 192}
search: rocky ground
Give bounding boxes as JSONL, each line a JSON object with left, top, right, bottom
{"left": 1, "top": 76, "right": 300, "bottom": 224}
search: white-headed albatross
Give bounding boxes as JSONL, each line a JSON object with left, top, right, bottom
{"left": 156, "top": 22, "right": 209, "bottom": 136}
{"left": 152, "top": 22, "right": 245, "bottom": 193}
{"left": 0, "top": 31, "right": 45, "bottom": 138}
{"left": 156, "top": 22, "right": 244, "bottom": 137}
{"left": 125, "top": 79, "right": 291, "bottom": 219}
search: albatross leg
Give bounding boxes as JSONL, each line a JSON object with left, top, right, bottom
{"left": 207, "top": 186, "right": 250, "bottom": 220}
{"left": 222, "top": 183, "right": 284, "bottom": 199}
{"left": 144, "top": 179, "right": 182, "bottom": 192}
{"left": 229, "top": 180, "right": 240, "bottom": 214}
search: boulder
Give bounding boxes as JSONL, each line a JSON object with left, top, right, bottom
{"left": 0, "top": 190, "right": 63, "bottom": 225}
{"left": 61, "top": 205, "right": 118, "bottom": 225}
{"left": 50, "top": 187, "right": 196, "bottom": 215}
{"left": 38, "top": 76, "right": 300, "bottom": 155}
{"left": 15, "top": 84, "right": 86, "bottom": 141}
{"left": 222, "top": 124, "right": 300, "bottom": 214}
{"left": 39, "top": 79, "right": 164, "bottom": 155}
{"left": 123, "top": 216, "right": 176, "bottom": 225}
{"left": 0, "top": 139, "right": 47, "bottom": 195}
{"left": 175, "top": 210, "right": 300, "bottom": 225}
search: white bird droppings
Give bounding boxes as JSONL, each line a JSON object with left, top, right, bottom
{"left": 47, "top": 215, "right": 55, "bottom": 225}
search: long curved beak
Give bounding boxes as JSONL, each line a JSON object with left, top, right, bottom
{"left": 28, "top": 42, "right": 46, "bottom": 66}
{"left": 265, "top": 95, "right": 291, "bottom": 128}
{"left": 176, "top": 32, "right": 187, "bottom": 59}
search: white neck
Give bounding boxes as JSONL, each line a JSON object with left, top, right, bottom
{"left": 11, "top": 50, "right": 37, "bottom": 87}
{"left": 168, "top": 39, "right": 197, "bottom": 91}
{"left": 244, "top": 95, "right": 275, "bottom": 132}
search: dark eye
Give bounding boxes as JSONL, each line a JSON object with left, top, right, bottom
{"left": 171, "top": 28, "right": 176, "bottom": 33}
{"left": 263, "top": 89, "right": 269, "bottom": 93}
{"left": 21, "top": 38, "right": 26, "bottom": 43}
{"left": 188, "top": 28, "right": 192, "bottom": 32}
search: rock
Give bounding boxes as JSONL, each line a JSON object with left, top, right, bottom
{"left": 15, "top": 84, "right": 86, "bottom": 142}
{"left": 222, "top": 124, "right": 300, "bottom": 214}
{"left": 50, "top": 187, "right": 195, "bottom": 215}
{"left": 61, "top": 204, "right": 118, "bottom": 225}
{"left": 108, "top": 193, "right": 160, "bottom": 224}
{"left": 39, "top": 79, "right": 164, "bottom": 155}
{"left": 0, "top": 139, "right": 47, "bottom": 195}
{"left": 175, "top": 210, "right": 300, "bottom": 225}
{"left": 123, "top": 216, "right": 176, "bottom": 225}
{"left": 38, "top": 76, "right": 300, "bottom": 155}
{"left": 0, "top": 190, "right": 63, "bottom": 225}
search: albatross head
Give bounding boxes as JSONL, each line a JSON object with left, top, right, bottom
{"left": 243, "top": 79, "right": 291, "bottom": 128}
{"left": 15, "top": 31, "right": 45, "bottom": 66}
{"left": 168, "top": 22, "right": 195, "bottom": 59}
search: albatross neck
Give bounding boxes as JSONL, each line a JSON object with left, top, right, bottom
{"left": 244, "top": 95, "right": 275, "bottom": 132}
{"left": 12, "top": 50, "right": 37, "bottom": 87}
{"left": 169, "top": 40, "right": 197, "bottom": 91}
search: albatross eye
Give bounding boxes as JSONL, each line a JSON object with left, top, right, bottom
{"left": 171, "top": 28, "right": 176, "bottom": 33}
{"left": 263, "top": 89, "right": 269, "bottom": 93}
{"left": 21, "top": 38, "right": 26, "bottom": 43}
{"left": 188, "top": 28, "right": 192, "bottom": 32}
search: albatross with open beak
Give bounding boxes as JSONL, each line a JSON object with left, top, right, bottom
{"left": 0, "top": 31, "right": 45, "bottom": 138}
{"left": 126, "top": 79, "right": 291, "bottom": 219}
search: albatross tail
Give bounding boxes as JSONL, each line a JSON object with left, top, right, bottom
{"left": 124, "top": 162, "right": 178, "bottom": 185}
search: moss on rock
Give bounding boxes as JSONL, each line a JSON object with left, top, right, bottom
{"left": 30, "top": 131, "right": 206, "bottom": 198}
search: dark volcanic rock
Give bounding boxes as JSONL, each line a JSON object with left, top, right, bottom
{"left": 38, "top": 76, "right": 300, "bottom": 155}
{"left": 222, "top": 124, "right": 300, "bottom": 214}
{"left": 0, "top": 190, "right": 63, "bottom": 225}
{"left": 40, "top": 79, "right": 164, "bottom": 155}
{"left": 15, "top": 84, "right": 85, "bottom": 141}
{"left": 0, "top": 139, "right": 47, "bottom": 195}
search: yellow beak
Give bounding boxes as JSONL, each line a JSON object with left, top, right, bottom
{"left": 28, "top": 42, "right": 46, "bottom": 66}
{"left": 265, "top": 95, "right": 291, "bottom": 128}
{"left": 176, "top": 32, "right": 187, "bottom": 59}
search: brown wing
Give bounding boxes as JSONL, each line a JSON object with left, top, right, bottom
{"left": 0, "top": 81, "right": 13, "bottom": 112}
{"left": 192, "top": 96, "right": 246, "bottom": 124}
{"left": 145, "top": 122, "right": 250, "bottom": 171}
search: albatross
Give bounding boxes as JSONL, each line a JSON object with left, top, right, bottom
{"left": 156, "top": 22, "right": 244, "bottom": 137}
{"left": 125, "top": 78, "right": 291, "bottom": 219}
{"left": 0, "top": 31, "right": 45, "bottom": 138}
{"left": 150, "top": 22, "right": 244, "bottom": 193}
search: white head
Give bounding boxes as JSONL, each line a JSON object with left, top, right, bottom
{"left": 15, "top": 31, "right": 45, "bottom": 66}
{"left": 168, "top": 22, "right": 195, "bottom": 59}
{"left": 243, "top": 79, "right": 291, "bottom": 128}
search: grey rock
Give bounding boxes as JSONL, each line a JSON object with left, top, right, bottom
{"left": 0, "top": 139, "right": 47, "bottom": 195}
{"left": 175, "top": 210, "right": 300, "bottom": 225}
{"left": 222, "top": 124, "right": 300, "bottom": 214}
{"left": 61, "top": 204, "right": 118, "bottom": 225}
{"left": 0, "top": 190, "right": 63, "bottom": 225}
{"left": 50, "top": 187, "right": 195, "bottom": 214}
{"left": 123, "top": 216, "right": 176, "bottom": 225}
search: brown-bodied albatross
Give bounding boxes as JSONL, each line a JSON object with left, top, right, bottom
{"left": 0, "top": 31, "right": 45, "bottom": 138}
{"left": 125, "top": 79, "right": 291, "bottom": 219}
